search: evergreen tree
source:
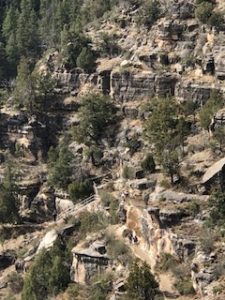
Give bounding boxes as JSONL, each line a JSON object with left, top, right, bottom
{"left": 22, "top": 240, "right": 71, "bottom": 300}
{"left": 60, "top": 27, "right": 91, "bottom": 69}
{"left": 31, "top": 70, "right": 56, "bottom": 111}
{"left": 2, "top": 5, "right": 19, "bottom": 74}
{"left": 16, "top": 0, "right": 40, "bottom": 58}
{"left": 0, "top": 165, "right": 20, "bottom": 224}
{"left": 0, "top": 42, "right": 7, "bottom": 81}
{"left": 73, "top": 93, "right": 116, "bottom": 145}
{"left": 76, "top": 47, "right": 96, "bottom": 73}
{"left": 48, "top": 145, "right": 73, "bottom": 189}
{"left": 199, "top": 91, "right": 223, "bottom": 131}
{"left": 126, "top": 262, "right": 159, "bottom": 300}
{"left": 13, "top": 57, "right": 34, "bottom": 110}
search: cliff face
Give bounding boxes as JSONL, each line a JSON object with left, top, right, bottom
{"left": 2, "top": 1, "right": 225, "bottom": 299}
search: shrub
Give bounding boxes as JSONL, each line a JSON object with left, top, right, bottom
{"left": 108, "top": 239, "right": 129, "bottom": 258}
{"left": 156, "top": 253, "right": 178, "bottom": 273}
{"left": 81, "top": 0, "right": 114, "bottom": 23}
{"left": 172, "top": 263, "right": 195, "bottom": 296}
{"left": 100, "top": 191, "right": 119, "bottom": 224}
{"left": 48, "top": 145, "right": 73, "bottom": 189}
{"left": 175, "top": 278, "right": 195, "bottom": 295}
{"left": 61, "top": 29, "right": 91, "bottom": 70}
{"left": 76, "top": 47, "right": 96, "bottom": 73}
{"left": 122, "top": 165, "right": 135, "bottom": 179}
{"left": 208, "top": 192, "right": 225, "bottom": 227}
{"left": 125, "top": 136, "right": 141, "bottom": 155}
{"left": 199, "top": 91, "right": 223, "bottom": 131}
{"left": 67, "top": 283, "right": 80, "bottom": 300}
{"left": 185, "top": 200, "right": 200, "bottom": 217}
{"left": 195, "top": 0, "right": 224, "bottom": 29}
{"left": 209, "top": 12, "right": 224, "bottom": 29}
{"left": 79, "top": 212, "right": 108, "bottom": 236}
{"left": 68, "top": 180, "right": 94, "bottom": 203}
{"left": 98, "top": 32, "right": 121, "bottom": 57}
{"left": 137, "top": 0, "right": 161, "bottom": 28}
{"left": 100, "top": 191, "right": 115, "bottom": 207}
{"left": 199, "top": 233, "right": 216, "bottom": 254}
{"left": 7, "top": 272, "right": 24, "bottom": 293}
{"left": 109, "top": 198, "right": 119, "bottom": 224}
{"left": 89, "top": 275, "right": 113, "bottom": 300}
{"left": 106, "top": 234, "right": 132, "bottom": 265}
{"left": 141, "top": 154, "right": 156, "bottom": 172}
{"left": 195, "top": 2, "right": 213, "bottom": 23}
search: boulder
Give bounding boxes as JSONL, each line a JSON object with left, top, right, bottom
{"left": 129, "top": 178, "right": 156, "bottom": 190}
{"left": 213, "top": 44, "right": 225, "bottom": 80}
{"left": 71, "top": 240, "right": 109, "bottom": 284}
{"left": 37, "top": 229, "right": 58, "bottom": 253}
{"left": 202, "top": 157, "right": 225, "bottom": 189}
{"left": 0, "top": 252, "right": 16, "bottom": 271}
{"left": 118, "top": 205, "right": 127, "bottom": 224}
{"left": 159, "top": 209, "right": 187, "bottom": 227}
{"left": 30, "top": 184, "right": 55, "bottom": 222}
{"left": 55, "top": 198, "right": 74, "bottom": 216}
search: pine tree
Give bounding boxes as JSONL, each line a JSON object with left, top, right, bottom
{"left": 13, "top": 57, "right": 34, "bottom": 110}
{"left": 0, "top": 42, "right": 7, "bottom": 81}
{"left": 76, "top": 47, "right": 96, "bottom": 73}
{"left": 16, "top": 0, "right": 40, "bottom": 58}
{"left": 126, "top": 262, "right": 159, "bottom": 300}
{"left": 2, "top": 5, "right": 19, "bottom": 73}
{"left": 0, "top": 165, "right": 20, "bottom": 224}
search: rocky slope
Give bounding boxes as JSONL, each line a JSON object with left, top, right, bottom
{"left": 1, "top": 1, "right": 225, "bottom": 300}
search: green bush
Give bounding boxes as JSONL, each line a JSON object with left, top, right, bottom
{"left": 199, "top": 232, "right": 216, "bottom": 254}
{"left": 199, "top": 91, "right": 223, "bottom": 131}
{"left": 98, "top": 32, "right": 121, "bottom": 57}
{"left": 208, "top": 12, "right": 224, "bottom": 29}
{"left": 68, "top": 180, "right": 94, "bottom": 203}
{"left": 172, "top": 263, "right": 195, "bottom": 296}
{"left": 195, "top": 0, "right": 224, "bottom": 29}
{"left": 208, "top": 192, "right": 225, "bottom": 227}
{"left": 122, "top": 165, "right": 135, "bottom": 179}
{"left": 195, "top": 2, "right": 213, "bottom": 23}
{"left": 137, "top": 0, "right": 161, "bottom": 28}
{"left": 141, "top": 154, "right": 156, "bottom": 172}
{"left": 7, "top": 272, "right": 24, "bottom": 294}
{"left": 76, "top": 47, "right": 96, "bottom": 73}
{"left": 156, "top": 253, "right": 178, "bottom": 273}
{"left": 48, "top": 145, "right": 73, "bottom": 189}
{"left": 106, "top": 235, "right": 132, "bottom": 266}
{"left": 79, "top": 212, "right": 108, "bottom": 236}
{"left": 100, "top": 191, "right": 119, "bottom": 224}
{"left": 185, "top": 200, "right": 200, "bottom": 217}
{"left": 66, "top": 283, "right": 80, "bottom": 300}
{"left": 81, "top": 0, "right": 115, "bottom": 23}
{"left": 61, "top": 29, "right": 92, "bottom": 70}
{"left": 175, "top": 278, "right": 195, "bottom": 296}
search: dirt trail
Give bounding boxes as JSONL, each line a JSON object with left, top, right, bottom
{"left": 109, "top": 224, "right": 177, "bottom": 299}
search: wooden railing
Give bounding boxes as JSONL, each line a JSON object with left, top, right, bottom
{"left": 56, "top": 194, "right": 99, "bottom": 221}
